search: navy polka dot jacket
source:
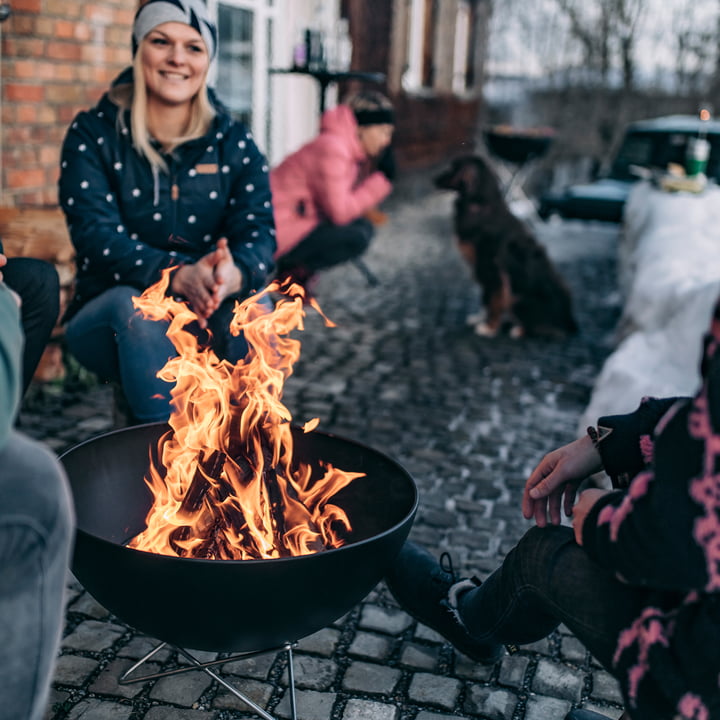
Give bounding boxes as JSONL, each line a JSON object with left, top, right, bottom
{"left": 58, "top": 70, "right": 276, "bottom": 321}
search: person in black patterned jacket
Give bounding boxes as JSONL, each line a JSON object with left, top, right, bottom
{"left": 58, "top": 0, "right": 275, "bottom": 423}
{"left": 387, "top": 296, "right": 720, "bottom": 720}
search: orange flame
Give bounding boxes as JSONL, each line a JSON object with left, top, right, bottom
{"left": 127, "top": 272, "right": 364, "bottom": 560}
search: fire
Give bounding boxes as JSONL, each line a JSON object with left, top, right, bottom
{"left": 126, "top": 271, "right": 364, "bottom": 560}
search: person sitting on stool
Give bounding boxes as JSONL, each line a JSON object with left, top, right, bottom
{"left": 270, "top": 90, "right": 395, "bottom": 297}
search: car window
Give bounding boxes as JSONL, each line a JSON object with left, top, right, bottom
{"left": 611, "top": 134, "right": 655, "bottom": 179}
{"left": 611, "top": 130, "right": 720, "bottom": 181}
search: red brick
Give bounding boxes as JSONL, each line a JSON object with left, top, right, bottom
{"left": 46, "top": 41, "right": 83, "bottom": 61}
{"left": 44, "top": 0, "right": 83, "bottom": 18}
{"left": 40, "top": 146, "right": 59, "bottom": 164}
{"left": 9, "top": 15, "right": 36, "bottom": 35}
{"left": 15, "top": 59, "right": 59, "bottom": 81}
{"left": 4, "top": 126, "right": 33, "bottom": 145}
{"left": 5, "top": 83, "right": 45, "bottom": 102}
{"left": 16, "top": 190, "right": 51, "bottom": 205}
{"left": 16, "top": 104, "right": 38, "bottom": 123}
{"left": 34, "top": 17, "right": 55, "bottom": 37}
{"left": 1, "top": 105, "right": 15, "bottom": 125}
{"left": 3, "top": 37, "right": 47, "bottom": 58}
{"left": 54, "top": 19, "right": 76, "bottom": 38}
{"left": 37, "top": 105, "right": 59, "bottom": 125}
{"left": 6, "top": 167, "right": 46, "bottom": 189}
{"left": 45, "top": 84, "right": 85, "bottom": 104}
{"left": 11, "top": 0, "right": 42, "bottom": 12}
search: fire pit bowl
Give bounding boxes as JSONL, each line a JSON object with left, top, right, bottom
{"left": 60, "top": 422, "right": 417, "bottom": 653}
{"left": 484, "top": 125, "right": 556, "bottom": 164}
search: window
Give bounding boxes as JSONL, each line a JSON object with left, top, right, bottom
{"left": 403, "top": 0, "right": 429, "bottom": 91}
{"left": 210, "top": 0, "right": 277, "bottom": 153}
{"left": 452, "top": 1, "right": 471, "bottom": 93}
{"left": 215, "top": 5, "right": 254, "bottom": 126}
{"left": 402, "top": 0, "right": 478, "bottom": 95}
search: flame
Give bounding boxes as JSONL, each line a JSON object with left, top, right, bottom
{"left": 126, "top": 272, "right": 364, "bottom": 560}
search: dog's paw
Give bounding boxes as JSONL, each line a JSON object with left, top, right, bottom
{"left": 466, "top": 310, "right": 486, "bottom": 326}
{"left": 509, "top": 325, "right": 525, "bottom": 339}
{"left": 474, "top": 321, "right": 498, "bottom": 337}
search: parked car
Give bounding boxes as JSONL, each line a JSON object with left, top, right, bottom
{"left": 538, "top": 114, "right": 720, "bottom": 222}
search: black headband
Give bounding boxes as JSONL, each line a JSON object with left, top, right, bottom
{"left": 354, "top": 108, "right": 395, "bottom": 126}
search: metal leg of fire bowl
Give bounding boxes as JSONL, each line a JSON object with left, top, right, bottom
{"left": 119, "top": 640, "right": 299, "bottom": 720}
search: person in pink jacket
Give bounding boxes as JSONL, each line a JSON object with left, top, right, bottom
{"left": 270, "top": 91, "right": 395, "bottom": 294}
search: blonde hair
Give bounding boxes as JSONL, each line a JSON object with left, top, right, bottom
{"left": 109, "top": 48, "right": 216, "bottom": 173}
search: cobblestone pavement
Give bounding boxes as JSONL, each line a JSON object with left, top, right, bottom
{"left": 20, "top": 189, "right": 625, "bottom": 720}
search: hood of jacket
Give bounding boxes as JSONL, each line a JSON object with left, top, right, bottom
{"left": 318, "top": 105, "right": 367, "bottom": 163}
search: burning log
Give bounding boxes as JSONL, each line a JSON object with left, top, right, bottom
{"left": 126, "top": 275, "right": 360, "bottom": 560}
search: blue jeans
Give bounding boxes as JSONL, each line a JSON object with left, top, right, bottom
{"left": 459, "top": 525, "right": 649, "bottom": 672}
{"left": 65, "top": 286, "right": 253, "bottom": 423}
{"left": 0, "top": 430, "right": 74, "bottom": 720}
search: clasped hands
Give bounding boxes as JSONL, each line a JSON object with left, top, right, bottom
{"left": 169, "top": 237, "right": 242, "bottom": 328}
{"left": 522, "top": 434, "right": 611, "bottom": 546}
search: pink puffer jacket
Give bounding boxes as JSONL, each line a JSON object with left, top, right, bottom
{"left": 269, "top": 105, "right": 392, "bottom": 258}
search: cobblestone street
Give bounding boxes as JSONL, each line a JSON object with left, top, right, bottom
{"left": 20, "top": 187, "right": 625, "bottom": 720}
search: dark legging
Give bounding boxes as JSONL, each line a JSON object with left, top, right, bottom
{"left": 3, "top": 258, "right": 60, "bottom": 394}
{"left": 276, "top": 218, "right": 374, "bottom": 275}
{"left": 459, "top": 525, "right": 650, "bottom": 672}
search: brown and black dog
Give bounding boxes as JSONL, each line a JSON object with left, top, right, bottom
{"left": 435, "top": 155, "right": 578, "bottom": 339}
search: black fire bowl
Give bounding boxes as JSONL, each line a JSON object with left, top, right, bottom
{"left": 60, "top": 423, "right": 417, "bottom": 653}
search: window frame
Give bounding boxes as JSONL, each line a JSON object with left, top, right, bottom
{"left": 207, "top": 0, "right": 279, "bottom": 151}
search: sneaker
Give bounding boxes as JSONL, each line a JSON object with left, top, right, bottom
{"left": 385, "top": 542, "right": 503, "bottom": 664}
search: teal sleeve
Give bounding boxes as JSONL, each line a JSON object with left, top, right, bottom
{"left": 0, "top": 284, "right": 23, "bottom": 449}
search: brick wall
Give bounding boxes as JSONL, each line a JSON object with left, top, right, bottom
{"left": 1, "top": 0, "right": 135, "bottom": 206}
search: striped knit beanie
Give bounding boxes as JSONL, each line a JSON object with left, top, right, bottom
{"left": 133, "top": 0, "right": 217, "bottom": 59}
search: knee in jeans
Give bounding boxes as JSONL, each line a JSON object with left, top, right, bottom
{"left": 0, "top": 433, "right": 73, "bottom": 541}
{"left": 511, "top": 524, "right": 576, "bottom": 576}
{"left": 519, "top": 525, "right": 574, "bottom": 551}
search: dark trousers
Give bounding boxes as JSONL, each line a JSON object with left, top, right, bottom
{"left": 276, "top": 218, "right": 374, "bottom": 275}
{"left": 459, "top": 525, "right": 649, "bottom": 672}
{"left": 3, "top": 258, "right": 60, "bottom": 394}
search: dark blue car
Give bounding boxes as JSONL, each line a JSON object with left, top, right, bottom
{"left": 538, "top": 114, "right": 720, "bottom": 222}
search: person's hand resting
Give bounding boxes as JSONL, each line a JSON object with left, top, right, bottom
{"left": 170, "top": 238, "right": 242, "bottom": 327}
{"left": 522, "top": 434, "right": 603, "bottom": 527}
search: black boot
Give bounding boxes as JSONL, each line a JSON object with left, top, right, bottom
{"left": 385, "top": 542, "right": 503, "bottom": 664}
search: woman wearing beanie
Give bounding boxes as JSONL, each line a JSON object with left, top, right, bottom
{"left": 59, "top": 0, "right": 276, "bottom": 424}
{"left": 270, "top": 90, "right": 395, "bottom": 297}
